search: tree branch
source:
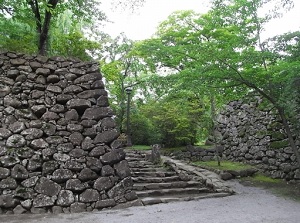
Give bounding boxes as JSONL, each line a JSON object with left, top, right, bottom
{"left": 27, "top": 0, "right": 42, "bottom": 34}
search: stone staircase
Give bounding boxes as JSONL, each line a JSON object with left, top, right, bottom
{"left": 126, "top": 149, "right": 233, "bottom": 206}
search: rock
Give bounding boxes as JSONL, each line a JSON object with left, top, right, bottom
{"left": 107, "top": 177, "right": 132, "bottom": 199}
{"left": 21, "top": 199, "right": 32, "bottom": 210}
{"left": 69, "top": 132, "right": 84, "bottom": 146}
{"left": 8, "top": 122, "right": 26, "bottom": 133}
{"left": 53, "top": 153, "right": 70, "bottom": 162}
{"left": 66, "top": 99, "right": 91, "bottom": 113}
{"left": 33, "top": 194, "right": 55, "bottom": 207}
{"left": 46, "top": 136, "right": 64, "bottom": 146}
{"left": 64, "top": 160, "right": 84, "bottom": 172}
{"left": 101, "top": 165, "right": 115, "bottom": 176}
{"left": 93, "top": 177, "right": 115, "bottom": 192}
{"left": 82, "top": 107, "right": 114, "bottom": 121}
{"left": 30, "top": 138, "right": 49, "bottom": 150}
{"left": 86, "top": 157, "right": 103, "bottom": 172}
{"left": 21, "top": 176, "right": 39, "bottom": 188}
{"left": 57, "top": 143, "right": 74, "bottom": 153}
{"left": 51, "top": 169, "right": 73, "bottom": 183}
{"left": 21, "top": 128, "right": 43, "bottom": 140}
{"left": 0, "top": 155, "right": 20, "bottom": 167}
{"left": 34, "top": 177, "right": 61, "bottom": 196}
{"left": 114, "top": 160, "right": 131, "bottom": 179}
{"left": 94, "top": 129, "right": 119, "bottom": 144}
{"left": 0, "top": 194, "right": 18, "bottom": 208}
{"left": 6, "top": 134, "right": 26, "bottom": 147}
{"left": 100, "top": 150, "right": 124, "bottom": 165}
{"left": 0, "top": 167, "right": 10, "bottom": 179}
{"left": 56, "top": 190, "right": 75, "bottom": 206}
{"left": 11, "top": 164, "right": 29, "bottom": 180}
{"left": 70, "top": 202, "right": 86, "bottom": 213}
{"left": 74, "top": 73, "right": 101, "bottom": 84}
{"left": 36, "top": 68, "right": 50, "bottom": 76}
{"left": 0, "top": 128, "right": 12, "bottom": 138}
{"left": 42, "top": 111, "right": 60, "bottom": 121}
{"left": 78, "top": 168, "right": 98, "bottom": 181}
{"left": 89, "top": 146, "right": 106, "bottom": 157}
{"left": 0, "top": 177, "right": 17, "bottom": 189}
{"left": 52, "top": 206, "right": 63, "bottom": 214}
{"left": 220, "top": 172, "right": 234, "bottom": 180}
{"left": 78, "top": 89, "right": 107, "bottom": 99}
{"left": 69, "top": 148, "right": 86, "bottom": 158}
{"left": 79, "top": 189, "right": 100, "bottom": 203}
{"left": 95, "top": 199, "right": 116, "bottom": 209}
{"left": 151, "top": 144, "right": 161, "bottom": 164}
{"left": 66, "top": 179, "right": 88, "bottom": 192}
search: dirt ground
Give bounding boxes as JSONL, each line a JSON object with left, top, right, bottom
{"left": 0, "top": 180, "right": 299, "bottom": 223}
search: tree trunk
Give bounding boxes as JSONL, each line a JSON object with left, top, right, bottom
{"left": 210, "top": 92, "right": 221, "bottom": 166}
{"left": 278, "top": 108, "right": 300, "bottom": 170}
{"left": 38, "top": 30, "right": 49, "bottom": 56}
{"left": 38, "top": 1, "right": 59, "bottom": 55}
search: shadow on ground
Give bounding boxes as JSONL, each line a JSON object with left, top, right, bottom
{"left": 239, "top": 178, "right": 300, "bottom": 202}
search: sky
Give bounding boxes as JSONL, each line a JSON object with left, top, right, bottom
{"left": 101, "top": 0, "right": 300, "bottom": 40}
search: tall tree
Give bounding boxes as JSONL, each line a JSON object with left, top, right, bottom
{"left": 100, "top": 33, "right": 145, "bottom": 133}
{"left": 135, "top": 0, "right": 300, "bottom": 167}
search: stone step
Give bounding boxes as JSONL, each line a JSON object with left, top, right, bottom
{"left": 133, "top": 181, "right": 203, "bottom": 191}
{"left": 126, "top": 157, "right": 143, "bottom": 162}
{"left": 140, "top": 192, "right": 231, "bottom": 206}
{"left": 128, "top": 161, "right": 154, "bottom": 167}
{"left": 132, "top": 171, "right": 177, "bottom": 177}
{"left": 132, "top": 176, "right": 183, "bottom": 183}
{"left": 130, "top": 167, "right": 166, "bottom": 172}
{"left": 125, "top": 149, "right": 233, "bottom": 207}
{"left": 135, "top": 187, "right": 211, "bottom": 198}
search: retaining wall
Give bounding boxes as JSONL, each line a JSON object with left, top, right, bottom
{"left": 0, "top": 51, "right": 137, "bottom": 214}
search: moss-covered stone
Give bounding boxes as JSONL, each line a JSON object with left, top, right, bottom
{"left": 269, "top": 140, "right": 289, "bottom": 149}
{"left": 267, "top": 121, "right": 282, "bottom": 130}
{"left": 269, "top": 131, "right": 286, "bottom": 141}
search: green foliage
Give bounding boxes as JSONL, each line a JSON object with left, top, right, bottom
{"left": 0, "top": 17, "right": 37, "bottom": 53}
{"left": 100, "top": 34, "right": 146, "bottom": 132}
{"left": 134, "top": 0, "right": 300, "bottom": 165}
{"left": 135, "top": 89, "right": 204, "bottom": 147}
{"left": 130, "top": 111, "right": 162, "bottom": 145}
{"left": 0, "top": 0, "right": 145, "bottom": 55}
{"left": 130, "top": 145, "right": 151, "bottom": 151}
{"left": 48, "top": 11, "right": 102, "bottom": 60}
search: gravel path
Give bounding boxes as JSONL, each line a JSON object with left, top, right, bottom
{"left": 1, "top": 180, "right": 299, "bottom": 223}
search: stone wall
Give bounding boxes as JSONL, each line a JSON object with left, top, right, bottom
{"left": 0, "top": 51, "right": 137, "bottom": 214}
{"left": 214, "top": 97, "right": 300, "bottom": 180}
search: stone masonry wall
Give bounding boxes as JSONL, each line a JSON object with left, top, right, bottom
{"left": 215, "top": 97, "right": 300, "bottom": 180}
{"left": 0, "top": 51, "right": 137, "bottom": 214}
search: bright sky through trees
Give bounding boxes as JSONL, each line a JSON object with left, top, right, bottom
{"left": 102, "top": 0, "right": 300, "bottom": 40}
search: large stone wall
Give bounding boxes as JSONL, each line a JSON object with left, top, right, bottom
{"left": 0, "top": 51, "right": 137, "bottom": 214}
{"left": 215, "top": 97, "right": 300, "bottom": 180}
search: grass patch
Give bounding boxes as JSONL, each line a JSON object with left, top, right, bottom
{"left": 193, "top": 160, "right": 253, "bottom": 171}
{"left": 130, "top": 145, "right": 151, "bottom": 150}
{"left": 251, "top": 174, "right": 281, "bottom": 183}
